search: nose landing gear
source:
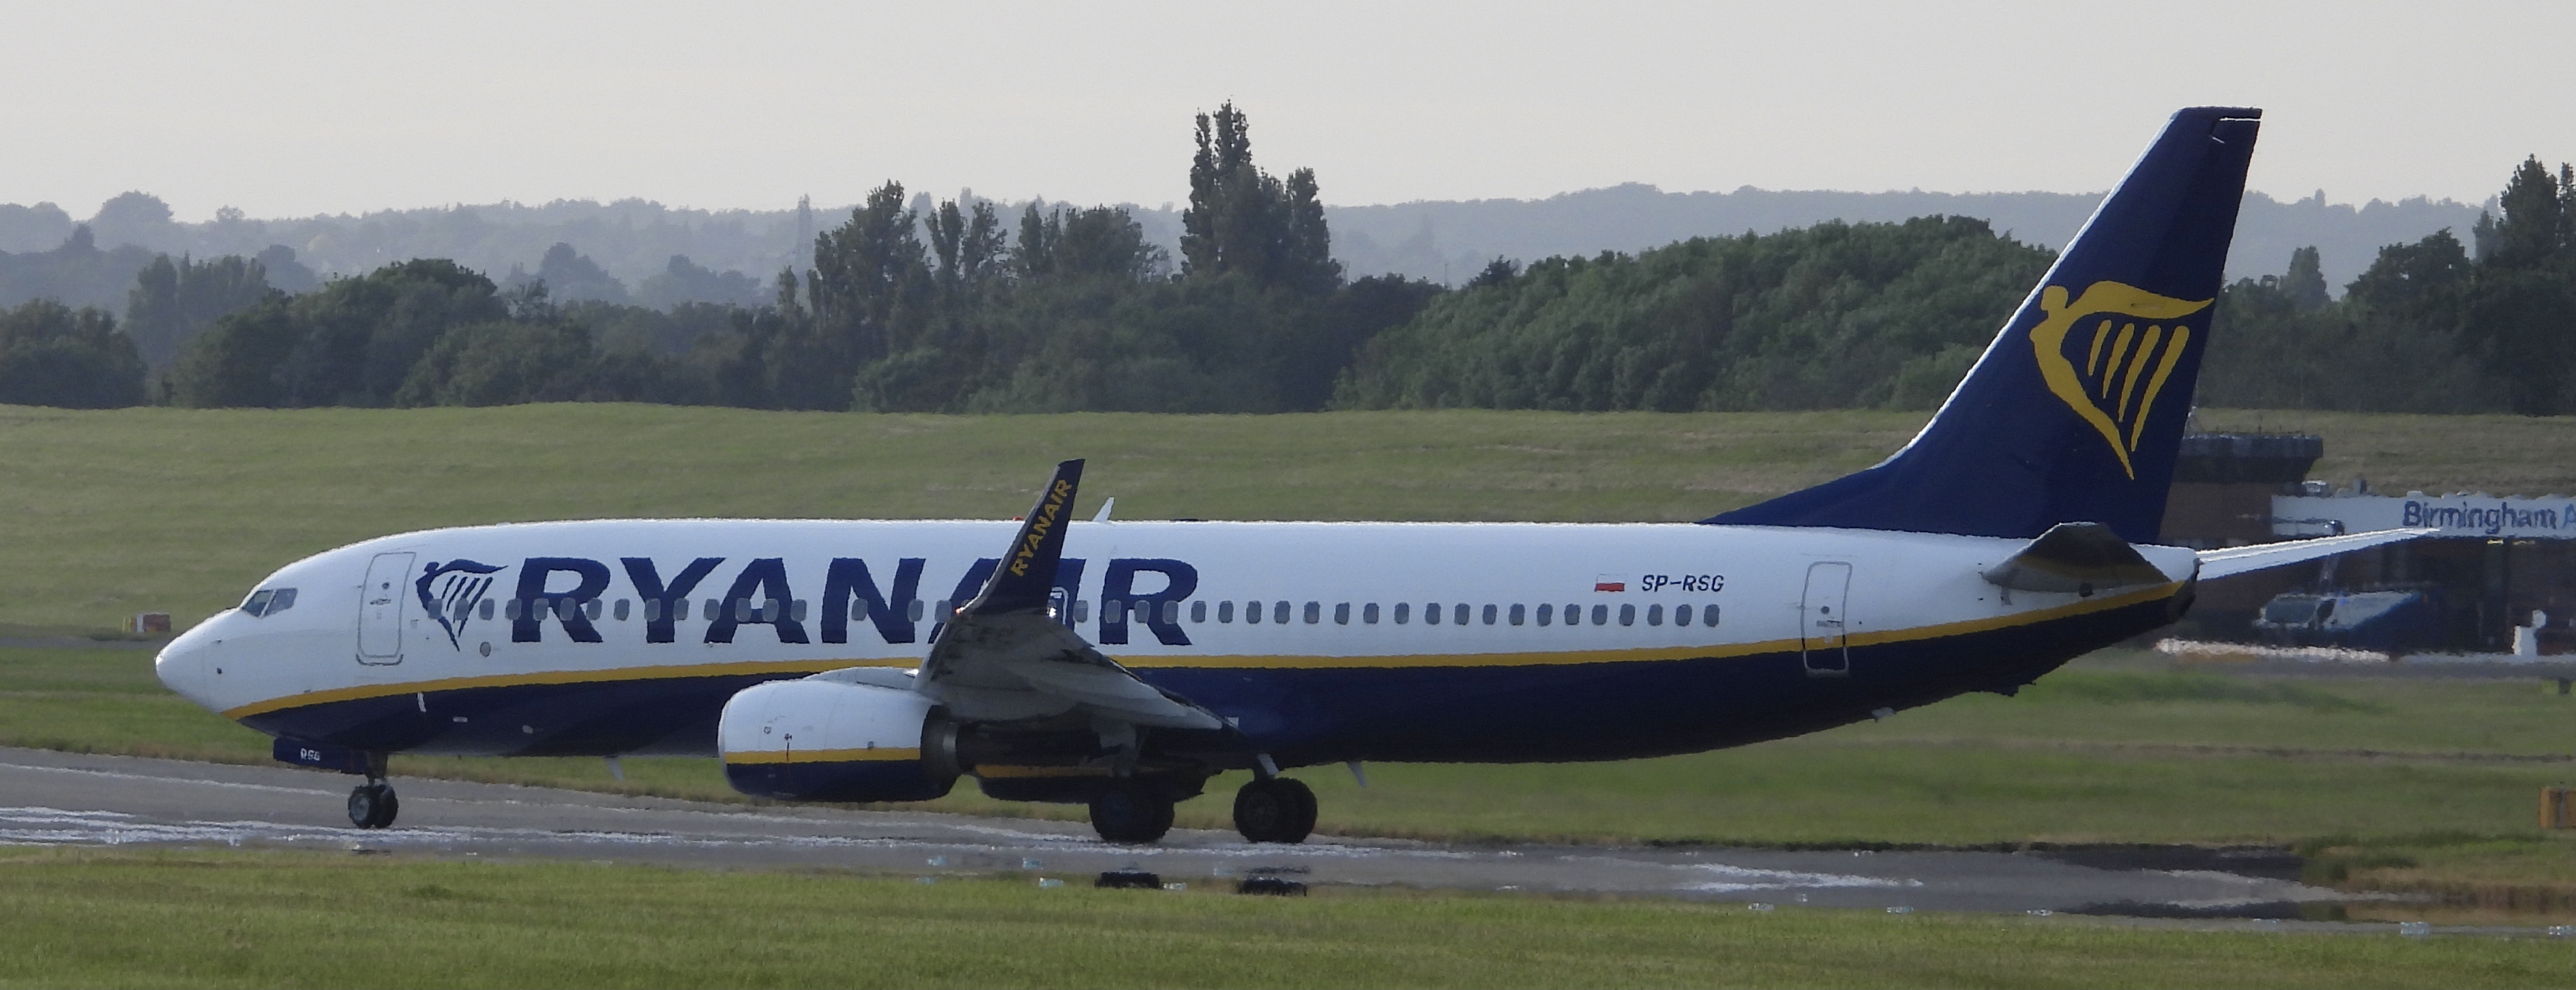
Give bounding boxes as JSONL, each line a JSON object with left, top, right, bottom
{"left": 346, "top": 782, "right": 399, "bottom": 828}
{"left": 345, "top": 752, "right": 398, "bottom": 829}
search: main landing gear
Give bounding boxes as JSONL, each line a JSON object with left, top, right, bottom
{"left": 346, "top": 753, "right": 398, "bottom": 829}
{"left": 1232, "top": 776, "right": 1316, "bottom": 844}
{"left": 1082, "top": 774, "right": 1317, "bottom": 845}
{"left": 1089, "top": 779, "right": 1176, "bottom": 844}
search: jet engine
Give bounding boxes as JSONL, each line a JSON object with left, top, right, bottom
{"left": 717, "top": 678, "right": 958, "bottom": 802}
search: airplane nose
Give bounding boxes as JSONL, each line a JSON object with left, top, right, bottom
{"left": 155, "top": 621, "right": 221, "bottom": 712}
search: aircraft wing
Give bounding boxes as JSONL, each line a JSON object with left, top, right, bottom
{"left": 908, "top": 459, "right": 1223, "bottom": 730}
{"left": 2194, "top": 527, "right": 2436, "bottom": 581}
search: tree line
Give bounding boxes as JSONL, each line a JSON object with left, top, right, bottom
{"left": 3, "top": 128, "right": 2571, "bottom": 419}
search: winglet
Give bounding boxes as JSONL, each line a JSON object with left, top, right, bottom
{"left": 964, "top": 460, "right": 1084, "bottom": 617}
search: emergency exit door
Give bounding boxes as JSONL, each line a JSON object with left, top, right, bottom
{"left": 1801, "top": 562, "right": 1851, "bottom": 676}
{"left": 358, "top": 552, "right": 413, "bottom": 665}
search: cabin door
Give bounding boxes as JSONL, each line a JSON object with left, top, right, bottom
{"left": 1801, "top": 562, "right": 1852, "bottom": 676}
{"left": 357, "top": 552, "right": 414, "bottom": 665}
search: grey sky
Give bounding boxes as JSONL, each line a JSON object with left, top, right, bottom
{"left": 8, "top": 1, "right": 2567, "bottom": 221}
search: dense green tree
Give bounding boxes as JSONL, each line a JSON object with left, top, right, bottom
{"left": 1336, "top": 216, "right": 2049, "bottom": 412}
{"left": 2281, "top": 245, "right": 2328, "bottom": 312}
{"left": 2201, "top": 246, "right": 2488, "bottom": 413}
{"left": 2487, "top": 156, "right": 2568, "bottom": 270}
{"left": 634, "top": 254, "right": 763, "bottom": 309}
{"left": 1180, "top": 102, "right": 1339, "bottom": 295}
{"left": 531, "top": 243, "right": 630, "bottom": 304}
{"left": 124, "top": 253, "right": 276, "bottom": 369}
{"left": 0, "top": 300, "right": 146, "bottom": 408}
{"left": 172, "top": 259, "right": 509, "bottom": 407}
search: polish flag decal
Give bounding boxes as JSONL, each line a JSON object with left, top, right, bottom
{"left": 1594, "top": 580, "right": 1627, "bottom": 593}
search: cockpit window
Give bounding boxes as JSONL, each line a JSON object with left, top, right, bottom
{"left": 241, "top": 587, "right": 297, "bottom": 617}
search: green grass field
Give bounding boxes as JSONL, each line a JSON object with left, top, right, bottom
{"left": 1, "top": 847, "right": 2562, "bottom": 990}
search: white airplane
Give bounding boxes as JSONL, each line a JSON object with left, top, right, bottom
{"left": 154, "top": 106, "right": 2419, "bottom": 844}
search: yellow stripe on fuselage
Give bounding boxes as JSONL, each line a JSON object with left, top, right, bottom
{"left": 224, "top": 583, "right": 2177, "bottom": 720}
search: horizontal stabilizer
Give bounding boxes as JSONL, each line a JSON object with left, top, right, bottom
{"left": 1981, "top": 522, "right": 2171, "bottom": 594}
{"left": 2196, "top": 528, "right": 2435, "bottom": 581}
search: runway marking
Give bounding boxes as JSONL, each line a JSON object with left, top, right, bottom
{"left": 1676, "top": 862, "right": 1923, "bottom": 892}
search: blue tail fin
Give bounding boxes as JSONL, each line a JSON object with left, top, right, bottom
{"left": 1707, "top": 107, "right": 2260, "bottom": 543}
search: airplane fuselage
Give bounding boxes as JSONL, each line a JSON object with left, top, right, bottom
{"left": 157, "top": 518, "right": 2197, "bottom": 769}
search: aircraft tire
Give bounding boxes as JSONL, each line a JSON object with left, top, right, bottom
{"left": 1089, "top": 780, "right": 1174, "bottom": 844}
{"left": 1233, "top": 778, "right": 1316, "bottom": 844}
{"left": 344, "top": 783, "right": 398, "bottom": 829}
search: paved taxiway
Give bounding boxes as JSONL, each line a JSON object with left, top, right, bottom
{"left": 1, "top": 746, "right": 2339, "bottom": 914}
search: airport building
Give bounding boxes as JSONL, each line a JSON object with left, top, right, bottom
{"left": 2165, "top": 433, "right": 2574, "bottom": 656}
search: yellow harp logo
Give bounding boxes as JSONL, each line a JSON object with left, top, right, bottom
{"left": 2028, "top": 281, "right": 2211, "bottom": 479}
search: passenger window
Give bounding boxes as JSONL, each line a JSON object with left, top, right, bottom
{"left": 480, "top": 599, "right": 496, "bottom": 621}
{"left": 1509, "top": 604, "right": 1524, "bottom": 626}
{"left": 1363, "top": 602, "right": 1380, "bottom": 624}
{"left": 1425, "top": 602, "right": 1441, "bottom": 626}
{"left": 1481, "top": 604, "right": 1496, "bottom": 625}
{"left": 792, "top": 600, "right": 808, "bottom": 622}
{"left": 1647, "top": 604, "right": 1663, "bottom": 626}
{"left": 1619, "top": 604, "right": 1636, "bottom": 626}
{"left": 703, "top": 599, "right": 720, "bottom": 621}
{"left": 1335, "top": 602, "right": 1350, "bottom": 625}
{"left": 614, "top": 599, "right": 631, "bottom": 621}
{"left": 585, "top": 600, "right": 604, "bottom": 621}
{"left": 1273, "top": 601, "right": 1290, "bottom": 624}
{"left": 240, "top": 589, "right": 273, "bottom": 617}
{"left": 1457, "top": 604, "right": 1472, "bottom": 625}
{"left": 1104, "top": 599, "right": 1125, "bottom": 623}
{"left": 1245, "top": 600, "right": 1260, "bottom": 624}
{"left": 1072, "top": 600, "right": 1090, "bottom": 623}
{"left": 1672, "top": 604, "right": 1691, "bottom": 626}
{"left": 1704, "top": 605, "right": 1721, "bottom": 626}
{"left": 1590, "top": 604, "right": 1608, "bottom": 626}
{"left": 1219, "top": 600, "right": 1235, "bottom": 623}
{"left": 1191, "top": 600, "right": 1207, "bottom": 624}
{"left": 505, "top": 599, "right": 523, "bottom": 620}
{"left": 1566, "top": 603, "right": 1582, "bottom": 626}
{"left": 1303, "top": 602, "right": 1320, "bottom": 624}
{"left": 1160, "top": 600, "right": 1180, "bottom": 624}
{"left": 1537, "top": 603, "right": 1552, "bottom": 626}
{"left": 908, "top": 599, "right": 926, "bottom": 622}
{"left": 645, "top": 599, "right": 662, "bottom": 622}
{"left": 1393, "top": 602, "right": 1410, "bottom": 624}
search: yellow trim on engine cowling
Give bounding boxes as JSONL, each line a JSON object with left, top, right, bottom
{"left": 220, "top": 582, "right": 2179, "bottom": 719}
{"left": 722, "top": 746, "right": 920, "bottom": 766}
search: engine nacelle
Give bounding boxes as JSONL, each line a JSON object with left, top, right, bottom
{"left": 717, "top": 678, "right": 958, "bottom": 803}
